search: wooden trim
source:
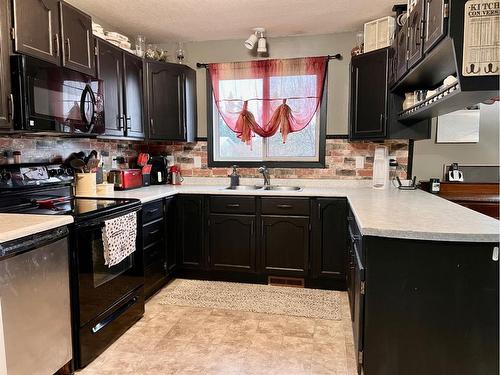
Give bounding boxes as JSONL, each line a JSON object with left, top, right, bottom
{"left": 326, "top": 134, "right": 349, "bottom": 139}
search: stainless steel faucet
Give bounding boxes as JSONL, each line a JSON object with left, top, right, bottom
{"left": 257, "top": 166, "right": 271, "bottom": 186}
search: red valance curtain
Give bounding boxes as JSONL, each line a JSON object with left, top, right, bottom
{"left": 208, "top": 56, "right": 328, "bottom": 145}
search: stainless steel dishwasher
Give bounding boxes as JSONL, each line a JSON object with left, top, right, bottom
{"left": 0, "top": 226, "right": 72, "bottom": 375}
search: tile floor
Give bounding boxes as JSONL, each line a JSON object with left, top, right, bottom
{"left": 78, "top": 280, "right": 357, "bottom": 375}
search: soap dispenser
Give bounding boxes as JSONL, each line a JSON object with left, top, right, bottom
{"left": 228, "top": 165, "right": 240, "bottom": 187}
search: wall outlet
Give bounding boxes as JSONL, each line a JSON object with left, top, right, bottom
{"left": 355, "top": 156, "right": 365, "bottom": 169}
{"left": 193, "top": 156, "right": 202, "bottom": 168}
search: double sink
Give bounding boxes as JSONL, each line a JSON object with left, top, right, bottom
{"left": 225, "top": 185, "right": 302, "bottom": 191}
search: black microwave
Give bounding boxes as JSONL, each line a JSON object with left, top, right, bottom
{"left": 10, "top": 55, "right": 105, "bottom": 135}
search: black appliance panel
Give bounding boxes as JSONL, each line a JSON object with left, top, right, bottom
{"left": 77, "top": 288, "right": 144, "bottom": 368}
{"left": 73, "top": 206, "right": 143, "bottom": 326}
{"left": 10, "top": 55, "right": 104, "bottom": 134}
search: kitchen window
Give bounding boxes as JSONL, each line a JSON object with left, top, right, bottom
{"left": 207, "top": 59, "right": 328, "bottom": 168}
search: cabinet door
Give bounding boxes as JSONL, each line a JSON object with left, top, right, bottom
{"left": 396, "top": 24, "right": 408, "bottom": 80}
{"left": 12, "top": 0, "right": 60, "bottom": 65}
{"left": 353, "top": 243, "right": 365, "bottom": 374}
{"left": 0, "top": 0, "right": 12, "bottom": 129}
{"left": 349, "top": 48, "right": 388, "bottom": 140}
{"left": 147, "top": 62, "right": 185, "bottom": 140}
{"left": 261, "top": 216, "right": 309, "bottom": 276}
{"left": 407, "top": 0, "right": 425, "bottom": 69}
{"left": 177, "top": 196, "right": 204, "bottom": 269}
{"left": 311, "top": 198, "right": 347, "bottom": 279}
{"left": 123, "top": 53, "right": 145, "bottom": 138}
{"left": 183, "top": 66, "right": 197, "bottom": 142}
{"left": 96, "top": 39, "right": 124, "bottom": 137}
{"left": 424, "top": 0, "right": 446, "bottom": 53}
{"left": 165, "top": 197, "right": 177, "bottom": 274}
{"left": 208, "top": 214, "right": 256, "bottom": 273}
{"left": 59, "top": 2, "right": 94, "bottom": 76}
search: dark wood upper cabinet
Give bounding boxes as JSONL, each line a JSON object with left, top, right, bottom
{"left": 123, "top": 53, "right": 145, "bottom": 138}
{"left": 349, "top": 48, "right": 388, "bottom": 140}
{"left": 350, "top": 47, "right": 430, "bottom": 141}
{"left": 0, "top": 0, "right": 12, "bottom": 129}
{"left": 96, "top": 39, "right": 145, "bottom": 139}
{"left": 11, "top": 0, "right": 94, "bottom": 76}
{"left": 396, "top": 22, "right": 408, "bottom": 81}
{"left": 147, "top": 61, "right": 183, "bottom": 140}
{"left": 59, "top": 2, "right": 94, "bottom": 76}
{"left": 177, "top": 195, "right": 205, "bottom": 270}
{"left": 146, "top": 61, "right": 196, "bottom": 142}
{"left": 12, "top": 0, "right": 60, "bottom": 65}
{"left": 208, "top": 214, "right": 256, "bottom": 273}
{"left": 261, "top": 215, "right": 309, "bottom": 276}
{"left": 424, "top": 0, "right": 447, "bottom": 54}
{"left": 96, "top": 39, "right": 123, "bottom": 137}
{"left": 407, "top": 0, "right": 425, "bottom": 69}
{"left": 311, "top": 198, "right": 348, "bottom": 280}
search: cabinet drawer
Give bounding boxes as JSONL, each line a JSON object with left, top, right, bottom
{"left": 144, "top": 240, "right": 165, "bottom": 268}
{"left": 261, "top": 197, "right": 310, "bottom": 216}
{"left": 142, "top": 219, "right": 164, "bottom": 246}
{"left": 142, "top": 200, "right": 164, "bottom": 223}
{"left": 210, "top": 196, "right": 256, "bottom": 214}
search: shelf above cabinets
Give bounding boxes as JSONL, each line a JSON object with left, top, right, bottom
{"left": 389, "top": 0, "right": 499, "bottom": 123}
{"left": 391, "top": 37, "right": 457, "bottom": 94}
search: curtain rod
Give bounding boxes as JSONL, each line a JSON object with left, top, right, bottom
{"left": 196, "top": 54, "right": 342, "bottom": 68}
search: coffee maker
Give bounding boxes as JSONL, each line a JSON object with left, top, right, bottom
{"left": 150, "top": 156, "right": 168, "bottom": 184}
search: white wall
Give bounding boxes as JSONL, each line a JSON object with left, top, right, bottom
{"left": 412, "top": 102, "right": 500, "bottom": 180}
{"left": 159, "top": 32, "right": 356, "bottom": 137}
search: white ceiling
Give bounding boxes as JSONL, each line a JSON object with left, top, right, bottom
{"left": 67, "top": 0, "right": 400, "bottom": 43}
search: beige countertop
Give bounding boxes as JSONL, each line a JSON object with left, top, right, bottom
{"left": 79, "top": 178, "right": 500, "bottom": 243}
{"left": 0, "top": 214, "right": 74, "bottom": 244}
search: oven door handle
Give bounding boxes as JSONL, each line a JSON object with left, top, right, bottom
{"left": 91, "top": 296, "right": 139, "bottom": 334}
{"left": 74, "top": 207, "right": 140, "bottom": 229}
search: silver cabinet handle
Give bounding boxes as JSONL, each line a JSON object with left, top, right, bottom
{"left": 54, "top": 33, "right": 60, "bottom": 56}
{"left": 276, "top": 204, "right": 293, "bottom": 209}
{"left": 7, "top": 94, "right": 14, "bottom": 122}
{"left": 126, "top": 116, "right": 132, "bottom": 130}
{"left": 493, "top": 247, "right": 499, "bottom": 261}
{"left": 65, "top": 38, "right": 71, "bottom": 60}
{"left": 117, "top": 115, "right": 124, "bottom": 130}
{"left": 150, "top": 118, "right": 155, "bottom": 134}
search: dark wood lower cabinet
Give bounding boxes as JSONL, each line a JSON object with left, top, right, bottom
{"left": 141, "top": 199, "right": 166, "bottom": 299}
{"left": 165, "top": 197, "right": 177, "bottom": 274}
{"left": 261, "top": 215, "right": 309, "bottom": 276}
{"left": 208, "top": 214, "right": 256, "bottom": 272}
{"left": 177, "top": 195, "right": 205, "bottom": 270}
{"left": 353, "top": 234, "right": 499, "bottom": 375}
{"left": 311, "top": 198, "right": 347, "bottom": 281}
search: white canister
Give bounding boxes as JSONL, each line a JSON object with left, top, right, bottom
{"left": 75, "top": 173, "right": 97, "bottom": 196}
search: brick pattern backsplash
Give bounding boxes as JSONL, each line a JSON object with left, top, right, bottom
{"left": 137, "top": 139, "right": 409, "bottom": 180}
{"left": 0, "top": 136, "right": 408, "bottom": 180}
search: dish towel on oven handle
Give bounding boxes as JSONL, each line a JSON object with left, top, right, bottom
{"left": 102, "top": 211, "right": 137, "bottom": 267}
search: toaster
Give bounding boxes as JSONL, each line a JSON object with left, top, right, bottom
{"left": 107, "top": 169, "right": 143, "bottom": 190}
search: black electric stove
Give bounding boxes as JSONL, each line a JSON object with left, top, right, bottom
{"left": 0, "top": 163, "right": 141, "bottom": 220}
{"left": 0, "top": 163, "right": 145, "bottom": 369}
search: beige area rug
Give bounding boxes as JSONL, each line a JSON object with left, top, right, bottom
{"left": 159, "top": 279, "right": 341, "bottom": 320}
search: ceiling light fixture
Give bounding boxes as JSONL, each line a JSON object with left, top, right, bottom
{"left": 245, "top": 28, "right": 266, "bottom": 53}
